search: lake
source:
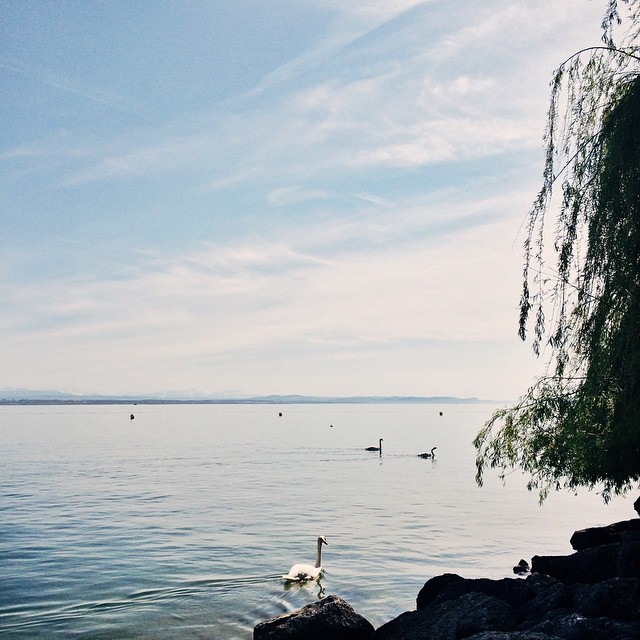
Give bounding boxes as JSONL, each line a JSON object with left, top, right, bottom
{"left": 0, "top": 403, "right": 634, "bottom": 638}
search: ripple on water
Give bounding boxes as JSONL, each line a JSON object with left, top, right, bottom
{"left": 0, "top": 403, "right": 634, "bottom": 639}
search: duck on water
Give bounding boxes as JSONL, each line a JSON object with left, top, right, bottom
{"left": 418, "top": 446, "right": 437, "bottom": 459}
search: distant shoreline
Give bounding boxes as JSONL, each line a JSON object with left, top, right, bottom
{"left": 0, "top": 395, "right": 494, "bottom": 406}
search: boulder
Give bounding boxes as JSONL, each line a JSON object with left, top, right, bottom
{"left": 376, "top": 592, "right": 517, "bottom": 640}
{"left": 415, "top": 573, "right": 464, "bottom": 609}
{"left": 573, "top": 577, "right": 640, "bottom": 620}
{"left": 518, "top": 574, "right": 572, "bottom": 623}
{"left": 570, "top": 519, "right": 640, "bottom": 551}
{"left": 386, "top": 562, "right": 640, "bottom": 639}
{"left": 533, "top": 528, "right": 640, "bottom": 585}
{"left": 416, "top": 574, "right": 533, "bottom": 611}
{"left": 465, "top": 633, "right": 565, "bottom": 640}
{"left": 531, "top": 543, "right": 619, "bottom": 584}
{"left": 634, "top": 495, "right": 640, "bottom": 517}
{"left": 527, "top": 611, "right": 640, "bottom": 640}
{"left": 253, "top": 594, "right": 375, "bottom": 640}
{"left": 618, "top": 530, "right": 640, "bottom": 578}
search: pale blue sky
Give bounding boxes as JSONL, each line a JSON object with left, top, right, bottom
{"left": 1, "top": 1, "right": 608, "bottom": 399}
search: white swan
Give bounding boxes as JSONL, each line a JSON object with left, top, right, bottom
{"left": 365, "top": 438, "right": 383, "bottom": 453}
{"left": 282, "top": 536, "right": 328, "bottom": 582}
{"left": 418, "top": 446, "right": 437, "bottom": 459}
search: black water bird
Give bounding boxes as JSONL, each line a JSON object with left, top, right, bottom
{"left": 365, "top": 438, "right": 383, "bottom": 453}
{"left": 418, "top": 446, "right": 437, "bottom": 459}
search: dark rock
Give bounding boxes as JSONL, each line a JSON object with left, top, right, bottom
{"left": 415, "top": 573, "right": 464, "bottom": 609}
{"left": 519, "top": 574, "right": 572, "bottom": 623}
{"left": 618, "top": 530, "right": 640, "bottom": 578}
{"left": 634, "top": 495, "right": 640, "bottom": 517}
{"left": 466, "top": 633, "right": 565, "bottom": 640}
{"left": 573, "top": 577, "right": 640, "bottom": 620}
{"left": 416, "top": 574, "right": 533, "bottom": 611}
{"left": 382, "top": 568, "right": 640, "bottom": 639}
{"left": 531, "top": 543, "right": 619, "bottom": 584}
{"left": 570, "top": 519, "right": 640, "bottom": 551}
{"left": 253, "top": 595, "right": 375, "bottom": 640}
{"left": 376, "top": 592, "right": 517, "bottom": 640}
{"left": 527, "top": 611, "right": 640, "bottom": 640}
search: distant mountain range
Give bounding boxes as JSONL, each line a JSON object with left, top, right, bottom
{"left": 0, "top": 388, "right": 491, "bottom": 405}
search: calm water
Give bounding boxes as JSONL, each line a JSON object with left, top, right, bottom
{"left": 0, "top": 403, "right": 634, "bottom": 638}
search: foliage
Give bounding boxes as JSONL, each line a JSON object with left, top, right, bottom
{"left": 474, "top": 0, "right": 640, "bottom": 502}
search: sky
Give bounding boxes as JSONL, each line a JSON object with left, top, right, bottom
{"left": 1, "top": 0, "right": 611, "bottom": 400}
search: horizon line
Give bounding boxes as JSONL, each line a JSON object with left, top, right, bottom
{"left": 0, "top": 391, "right": 499, "bottom": 405}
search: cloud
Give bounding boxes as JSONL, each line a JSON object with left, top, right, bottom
{"left": 351, "top": 192, "right": 395, "bottom": 207}
{"left": 2, "top": 183, "right": 529, "bottom": 352}
{"left": 1, "top": 0, "right": 603, "bottom": 397}
{"left": 48, "top": 3, "right": 553, "bottom": 189}
{"left": 1, "top": 199, "right": 542, "bottom": 397}
{"left": 0, "top": 147, "right": 46, "bottom": 160}
{"left": 0, "top": 57, "right": 138, "bottom": 112}
{"left": 267, "top": 186, "right": 332, "bottom": 207}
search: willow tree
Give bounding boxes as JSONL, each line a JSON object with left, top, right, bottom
{"left": 474, "top": 0, "right": 640, "bottom": 502}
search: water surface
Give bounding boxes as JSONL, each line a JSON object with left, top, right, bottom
{"left": 0, "top": 403, "right": 633, "bottom": 638}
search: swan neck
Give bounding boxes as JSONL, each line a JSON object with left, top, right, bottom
{"left": 315, "top": 539, "right": 323, "bottom": 567}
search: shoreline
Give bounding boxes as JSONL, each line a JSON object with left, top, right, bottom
{"left": 255, "top": 502, "right": 640, "bottom": 639}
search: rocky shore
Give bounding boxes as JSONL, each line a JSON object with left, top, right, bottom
{"left": 254, "top": 498, "right": 640, "bottom": 639}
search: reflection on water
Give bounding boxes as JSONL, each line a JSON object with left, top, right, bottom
{"left": 0, "top": 403, "right": 634, "bottom": 638}
{"left": 283, "top": 578, "right": 326, "bottom": 599}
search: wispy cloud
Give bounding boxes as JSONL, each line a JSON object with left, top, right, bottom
{"left": 1, "top": 198, "right": 542, "bottom": 397}
{"left": 2, "top": 183, "right": 529, "bottom": 347}
{"left": 49, "top": 3, "right": 560, "bottom": 191}
{"left": 0, "top": 57, "right": 139, "bottom": 112}
{"left": 1, "top": 0, "right": 602, "bottom": 397}
{"left": 267, "top": 186, "right": 332, "bottom": 207}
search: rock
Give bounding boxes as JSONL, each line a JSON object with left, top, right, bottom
{"left": 527, "top": 611, "right": 640, "bottom": 640}
{"left": 466, "top": 633, "right": 565, "bottom": 640}
{"left": 416, "top": 574, "right": 533, "bottom": 611}
{"left": 618, "top": 530, "right": 640, "bottom": 578}
{"left": 376, "top": 592, "right": 517, "bottom": 640}
{"left": 634, "top": 495, "right": 640, "bottom": 517}
{"left": 381, "top": 562, "right": 640, "bottom": 639}
{"left": 570, "top": 519, "right": 640, "bottom": 551}
{"left": 415, "top": 573, "right": 464, "bottom": 609}
{"left": 573, "top": 577, "right": 640, "bottom": 620}
{"left": 531, "top": 543, "right": 619, "bottom": 584}
{"left": 518, "top": 574, "right": 572, "bottom": 623}
{"left": 533, "top": 528, "right": 640, "bottom": 585}
{"left": 253, "top": 595, "right": 375, "bottom": 640}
